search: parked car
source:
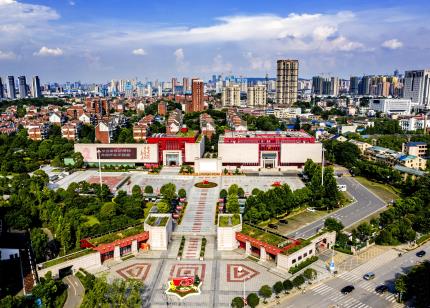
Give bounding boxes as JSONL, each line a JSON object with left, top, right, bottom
{"left": 279, "top": 219, "right": 288, "bottom": 225}
{"left": 363, "top": 272, "right": 375, "bottom": 280}
{"left": 375, "top": 285, "right": 388, "bottom": 294}
{"left": 268, "top": 223, "right": 278, "bottom": 229}
{"left": 341, "top": 285, "right": 355, "bottom": 294}
{"left": 416, "top": 250, "right": 426, "bottom": 257}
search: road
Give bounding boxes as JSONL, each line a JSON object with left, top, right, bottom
{"left": 63, "top": 275, "right": 84, "bottom": 308}
{"left": 283, "top": 242, "right": 430, "bottom": 308}
{"left": 288, "top": 177, "right": 387, "bottom": 239}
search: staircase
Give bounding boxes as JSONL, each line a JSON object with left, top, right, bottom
{"left": 175, "top": 183, "right": 218, "bottom": 235}
{"left": 182, "top": 237, "right": 201, "bottom": 260}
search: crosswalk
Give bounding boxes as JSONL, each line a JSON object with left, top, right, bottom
{"left": 335, "top": 272, "right": 400, "bottom": 305}
{"left": 311, "top": 284, "right": 372, "bottom": 308}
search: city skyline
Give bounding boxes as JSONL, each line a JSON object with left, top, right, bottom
{"left": 0, "top": 0, "right": 429, "bottom": 82}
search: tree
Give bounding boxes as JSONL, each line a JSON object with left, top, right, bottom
{"left": 292, "top": 275, "right": 305, "bottom": 288}
{"left": 246, "top": 293, "right": 260, "bottom": 308}
{"left": 283, "top": 279, "right": 293, "bottom": 293}
{"left": 178, "top": 188, "right": 186, "bottom": 198}
{"left": 160, "top": 183, "right": 176, "bottom": 202}
{"left": 259, "top": 285, "right": 272, "bottom": 303}
{"left": 228, "top": 184, "right": 239, "bottom": 196}
{"left": 303, "top": 268, "right": 317, "bottom": 281}
{"left": 131, "top": 185, "right": 142, "bottom": 199}
{"left": 231, "top": 297, "right": 244, "bottom": 308}
{"left": 30, "top": 228, "right": 49, "bottom": 263}
{"left": 144, "top": 185, "right": 153, "bottom": 194}
{"left": 100, "top": 202, "right": 116, "bottom": 220}
{"left": 251, "top": 188, "right": 261, "bottom": 195}
{"left": 324, "top": 218, "right": 344, "bottom": 233}
{"left": 395, "top": 274, "right": 407, "bottom": 302}
{"left": 72, "top": 152, "right": 84, "bottom": 168}
{"left": 220, "top": 189, "right": 227, "bottom": 198}
{"left": 273, "top": 281, "right": 284, "bottom": 298}
{"left": 352, "top": 222, "right": 373, "bottom": 242}
{"left": 32, "top": 271, "right": 67, "bottom": 308}
{"left": 226, "top": 194, "right": 240, "bottom": 214}
{"left": 237, "top": 187, "right": 245, "bottom": 198}
{"left": 157, "top": 200, "right": 170, "bottom": 213}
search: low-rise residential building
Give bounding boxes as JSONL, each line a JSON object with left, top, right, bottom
{"left": 365, "top": 146, "right": 427, "bottom": 170}
{"left": 26, "top": 122, "right": 50, "bottom": 141}
{"left": 200, "top": 113, "right": 216, "bottom": 139}
{"left": 132, "top": 123, "right": 148, "bottom": 142}
{"left": 348, "top": 139, "right": 372, "bottom": 154}
{"left": 226, "top": 109, "right": 247, "bottom": 131}
{"left": 166, "top": 109, "right": 182, "bottom": 134}
{"left": 61, "top": 122, "right": 81, "bottom": 141}
{"left": 403, "top": 141, "right": 428, "bottom": 158}
{"left": 95, "top": 121, "right": 114, "bottom": 144}
{"left": 399, "top": 115, "right": 430, "bottom": 132}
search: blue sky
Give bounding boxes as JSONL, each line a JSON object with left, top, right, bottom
{"left": 0, "top": 0, "right": 429, "bottom": 83}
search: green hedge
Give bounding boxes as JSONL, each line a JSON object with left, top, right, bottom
{"left": 417, "top": 233, "right": 430, "bottom": 245}
{"left": 334, "top": 246, "right": 353, "bottom": 255}
{"left": 288, "top": 256, "right": 318, "bottom": 274}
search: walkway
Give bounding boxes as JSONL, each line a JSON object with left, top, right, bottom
{"left": 176, "top": 180, "right": 218, "bottom": 235}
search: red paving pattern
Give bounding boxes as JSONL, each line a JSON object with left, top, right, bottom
{"left": 87, "top": 175, "right": 125, "bottom": 191}
{"left": 226, "top": 264, "right": 260, "bottom": 282}
{"left": 169, "top": 263, "right": 206, "bottom": 282}
{"left": 116, "top": 263, "right": 151, "bottom": 281}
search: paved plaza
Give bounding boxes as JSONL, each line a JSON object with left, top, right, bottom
{"left": 102, "top": 254, "right": 285, "bottom": 308}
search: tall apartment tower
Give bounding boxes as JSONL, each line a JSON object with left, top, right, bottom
{"left": 18, "top": 76, "right": 27, "bottom": 98}
{"left": 222, "top": 85, "right": 241, "bottom": 107}
{"left": 0, "top": 77, "right": 4, "bottom": 99}
{"left": 276, "top": 59, "right": 299, "bottom": 106}
{"left": 191, "top": 79, "right": 204, "bottom": 112}
{"left": 171, "top": 77, "right": 177, "bottom": 94}
{"left": 247, "top": 85, "right": 267, "bottom": 106}
{"left": 7, "top": 76, "right": 16, "bottom": 99}
{"left": 403, "top": 69, "right": 430, "bottom": 109}
{"left": 31, "top": 76, "right": 42, "bottom": 98}
{"left": 183, "top": 77, "right": 190, "bottom": 93}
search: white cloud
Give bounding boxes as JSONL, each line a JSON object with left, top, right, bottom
{"left": 381, "top": 39, "right": 403, "bottom": 49}
{"left": 245, "top": 52, "right": 272, "bottom": 71}
{"left": 0, "top": 50, "right": 16, "bottom": 59}
{"left": 174, "top": 48, "right": 184, "bottom": 61}
{"left": 69, "top": 1, "right": 75, "bottom": 6}
{"left": 132, "top": 48, "right": 147, "bottom": 56}
{"left": 0, "top": 0, "right": 16, "bottom": 5}
{"left": 34, "top": 46, "right": 64, "bottom": 57}
{"left": 0, "top": 0, "right": 59, "bottom": 24}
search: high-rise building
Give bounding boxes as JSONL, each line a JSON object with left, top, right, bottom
{"left": 330, "top": 77, "right": 339, "bottom": 96}
{"left": 191, "top": 79, "right": 204, "bottom": 112}
{"left": 183, "top": 77, "right": 190, "bottom": 93}
{"left": 0, "top": 77, "right": 4, "bottom": 99}
{"left": 18, "top": 76, "right": 27, "bottom": 98}
{"left": 247, "top": 85, "right": 267, "bottom": 106}
{"left": 312, "top": 76, "right": 324, "bottom": 95}
{"left": 7, "top": 76, "right": 16, "bottom": 99}
{"left": 222, "top": 85, "right": 241, "bottom": 107}
{"left": 31, "top": 76, "right": 42, "bottom": 98}
{"left": 171, "top": 77, "right": 177, "bottom": 94}
{"left": 349, "top": 76, "right": 361, "bottom": 95}
{"left": 276, "top": 59, "right": 298, "bottom": 106}
{"left": 403, "top": 69, "right": 430, "bottom": 109}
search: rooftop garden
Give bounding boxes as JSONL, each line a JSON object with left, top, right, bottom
{"left": 88, "top": 224, "right": 145, "bottom": 246}
{"left": 282, "top": 238, "right": 311, "bottom": 255}
{"left": 219, "top": 214, "right": 241, "bottom": 227}
{"left": 146, "top": 215, "right": 169, "bottom": 227}
{"left": 42, "top": 249, "right": 96, "bottom": 268}
{"left": 240, "top": 224, "right": 287, "bottom": 247}
{"left": 176, "top": 130, "right": 197, "bottom": 137}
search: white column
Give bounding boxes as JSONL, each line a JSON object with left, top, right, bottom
{"left": 245, "top": 241, "right": 251, "bottom": 255}
{"left": 114, "top": 245, "right": 121, "bottom": 261}
{"left": 260, "top": 247, "right": 267, "bottom": 261}
{"left": 131, "top": 240, "right": 138, "bottom": 254}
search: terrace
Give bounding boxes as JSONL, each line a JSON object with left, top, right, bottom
{"left": 219, "top": 214, "right": 241, "bottom": 227}
{"left": 145, "top": 215, "right": 169, "bottom": 227}
{"left": 87, "top": 224, "right": 145, "bottom": 246}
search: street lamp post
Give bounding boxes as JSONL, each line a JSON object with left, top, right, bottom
{"left": 237, "top": 266, "right": 246, "bottom": 305}
{"left": 97, "top": 150, "right": 102, "bottom": 191}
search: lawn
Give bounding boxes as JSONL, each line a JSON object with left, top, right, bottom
{"left": 355, "top": 176, "right": 400, "bottom": 202}
{"left": 219, "top": 214, "right": 241, "bottom": 227}
{"left": 240, "top": 224, "right": 287, "bottom": 247}
{"left": 275, "top": 209, "right": 328, "bottom": 235}
{"left": 82, "top": 215, "right": 100, "bottom": 227}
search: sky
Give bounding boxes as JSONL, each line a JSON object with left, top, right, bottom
{"left": 0, "top": 0, "right": 429, "bottom": 83}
